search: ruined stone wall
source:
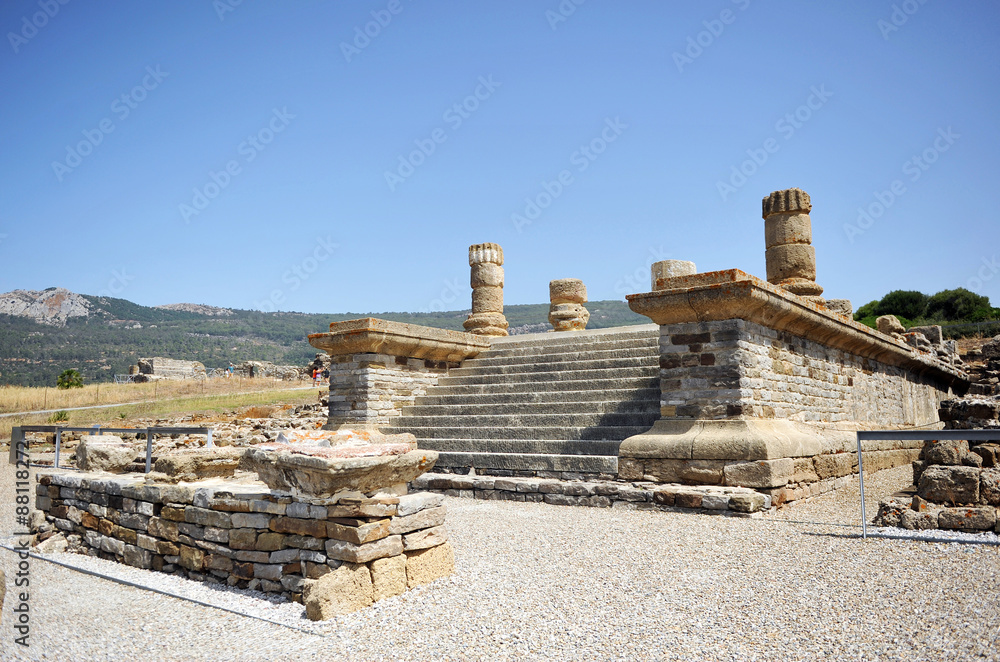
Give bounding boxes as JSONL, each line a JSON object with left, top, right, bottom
{"left": 327, "top": 353, "right": 451, "bottom": 428}
{"left": 659, "top": 319, "right": 949, "bottom": 427}
{"left": 35, "top": 471, "right": 453, "bottom": 607}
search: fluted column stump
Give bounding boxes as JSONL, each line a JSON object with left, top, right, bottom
{"left": 651, "top": 260, "right": 697, "bottom": 291}
{"left": 548, "top": 278, "right": 589, "bottom": 331}
{"left": 762, "top": 188, "right": 824, "bottom": 304}
{"left": 463, "top": 242, "right": 509, "bottom": 336}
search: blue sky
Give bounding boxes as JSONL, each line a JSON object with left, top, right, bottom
{"left": 1, "top": 0, "right": 998, "bottom": 315}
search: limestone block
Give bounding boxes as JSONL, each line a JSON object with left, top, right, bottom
{"left": 876, "top": 315, "right": 906, "bottom": 337}
{"left": 179, "top": 545, "right": 204, "bottom": 571}
{"left": 470, "top": 262, "right": 504, "bottom": 288}
{"left": 388, "top": 506, "right": 447, "bottom": 535}
{"left": 723, "top": 458, "right": 794, "bottom": 488}
{"left": 549, "top": 278, "right": 587, "bottom": 304}
{"left": 471, "top": 286, "right": 504, "bottom": 314}
{"left": 765, "top": 243, "right": 817, "bottom": 283}
{"left": 910, "top": 325, "right": 943, "bottom": 345}
{"left": 74, "top": 435, "right": 138, "bottom": 473}
{"left": 463, "top": 312, "right": 509, "bottom": 336}
{"left": 396, "top": 492, "right": 443, "bottom": 517}
{"left": 403, "top": 525, "right": 448, "bottom": 551}
{"left": 981, "top": 468, "right": 1000, "bottom": 505}
{"left": 923, "top": 439, "right": 973, "bottom": 467}
{"left": 826, "top": 299, "right": 853, "bottom": 317}
{"left": 326, "top": 519, "right": 390, "bottom": 545}
{"left": 548, "top": 303, "right": 590, "bottom": 332}
{"left": 370, "top": 554, "right": 407, "bottom": 602}
{"left": 813, "top": 453, "right": 855, "bottom": 480}
{"left": 938, "top": 507, "right": 996, "bottom": 531}
{"left": 972, "top": 443, "right": 1000, "bottom": 468}
{"left": 764, "top": 213, "right": 812, "bottom": 249}
{"left": 153, "top": 448, "right": 243, "bottom": 482}
{"left": 651, "top": 260, "right": 696, "bottom": 290}
{"left": 469, "top": 242, "right": 503, "bottom": 266}
{"left": 900, "top": 509, "right": 939, "bottom": 530}
{"left": 303, "top": 562, "right": 374, "bottom": 620}
{"left": 728, "top": 493, "right": 766, "bottom": 513}
{"left": 917, "top": 465, "right": 980, "bottom": 504}
{"left": 325, "top": 535, "right": 402, "bottom": 564}
{"left": 405, "top": 541, "right": 455, "bottom": 588}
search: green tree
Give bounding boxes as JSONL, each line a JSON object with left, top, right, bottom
{"left": 56, "top": 368, "right": 83, "bottom": 389}
{"left": 873, "top": 290, "right": 928, "bottom": 320}
{"left": 853, "top": 300, "right": 879, "bottom": 321}
{"left": 925, "top": 288, "right": 992, "bottom": 321}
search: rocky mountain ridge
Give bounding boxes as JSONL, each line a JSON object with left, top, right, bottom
{"left": 0, "top": 288, "right": 93, "bottom": 326}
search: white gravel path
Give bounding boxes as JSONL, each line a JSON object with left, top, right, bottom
{"left": 1, "top": 464, "right": 998, "bottom": 661}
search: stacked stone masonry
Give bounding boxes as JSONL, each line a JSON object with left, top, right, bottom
{"left": 658, "top": 319, "right": 947, "bottom": 426}
{"left": 327, "top": 353, "right": 452, "bottom": 428}
{"left": 35, "top": 471, "right": 454, "bottom": 612}
{"left": 412, "top": 473, "right": 771, "bottom": 515}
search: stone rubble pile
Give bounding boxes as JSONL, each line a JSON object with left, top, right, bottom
{"left": 874, "top": 318, "right": 963, "bottom": 366}
{"left": 874, "top": 438, "right": 1000, "bottom": 533}
{"left": 961, "top": 334, "right": 1000, "bottom": 396}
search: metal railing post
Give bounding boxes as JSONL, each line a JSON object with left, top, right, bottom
{"left": 145, "top": 429, "right": 152, "bottom": 473}
{"left": 856, "top": 432, "right": 867, "bottom": 540}
{"left": 9, "top": 427, "right": 22, "bottom": 465}
{"left": 54, "top": 428, "right": 62, "bottom": 469}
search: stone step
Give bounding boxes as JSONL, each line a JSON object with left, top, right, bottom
{"left": 382, "top": 424, "right": 652, "bottom": 441}
{"left": 413, "top": 387, "right": 661, "bottom": 407}
{"left": 463, "top": 345, "right": 659, "bottom": 368}
{"left": 438, "top": 366, "right": 659, "bottom": 386}
{"left": 432, "top": 451, "right": 618, "bottom": 474}
{"left": 392, "top": 412, "right": 659, "bottom": 429}
{"left": 426, "top": 376, "right": 659, "bottom": 396}
{"left": 483, "top": 330, "right": 658, "bottom": 359}
{"left": 401, "top": 398, "right": 659, "bottom": 417}
{"left": 448, "top": 355, "right": 657, "bottom": 378}
{"left": 416, "top": 438, "right": 622, "bottom": 456}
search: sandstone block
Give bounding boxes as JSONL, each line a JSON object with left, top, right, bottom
{"left": 228, "top": 528, "right": 257, "bottom": 550}
{"left": 403, "top": 525, "right": 448, "bottom": 551}
{"left": 405, "top": 541, "right": 455, "bottom": 589}
{"left": 123, "top": 545, "right": 152, "bottom": 569}
{"left": 723, "top": 458, "right": 794, "bottom": 488}
{"left": 876, "top": 315, "right": 905, "bottom": 337}
{"left": 938, "top": 507, "right": 996, "bottom": 531}
{"left": 185, "top": 507, "right": 232, "bottom": 529}
{"left": 972, "top": 443, "right": 1000, "bottom": 468}
{"left": 256, "top": 532, "right": 286, "bottom": 551}
{"left": 327, "top": 519, "right": 390, "bottom": 545}
{"left": 304, "top": 562, "right": 374, "bottom": 620}
{"left": 470, "top": 262, "right": 503, "bottom": 288}
{"left": 918, "top": 465, "right": 980, "bottom": 505}
{"left": 230, "top": 513, "right": 271, "bottom": 529}
{"left": 388, "top": 506, "right": 447, "bottom": 535}
{"left": 728, "top": 493, "right": 766, "bottom": 513}
{"left": 370, "top": 554, "right": 407, "bottom": 602}
{"left": 270, "top": 517, "right": 326, "bottom": 538}
{"left": 326, "top": 535, "right": 403, "bottom": 564}
{"left": 651, "top": 260, "right": 696, "bottom": 290}
{"left": 813, "top": 453, "right": 855, "bottom": 480}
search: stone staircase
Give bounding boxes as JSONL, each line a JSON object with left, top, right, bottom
{"left": 382, "top": 324, "right": 661, "bottom": 477}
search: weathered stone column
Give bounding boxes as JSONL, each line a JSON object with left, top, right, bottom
{"left": 651, "top": 260, "right": 696, "bottom": 291}
{"left": 762, "top": 188, "right": 824, "bottom": 304}
{"left": 548, "top": 279, "right": 589, "bottom": 331}
{"left": 463, "top": 242, "right": 509, "bottom": 336}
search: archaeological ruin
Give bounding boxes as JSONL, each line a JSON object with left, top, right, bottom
{"left": 25, "top": 186, "right": 998, "bottom": 622}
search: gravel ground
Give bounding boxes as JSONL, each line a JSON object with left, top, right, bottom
{"left": 1, "top": 463, "right": 998, "bottom": 661}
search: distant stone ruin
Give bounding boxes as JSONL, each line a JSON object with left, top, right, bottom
{"left": 131, "top": 357, "right": 207, "bottom": 381}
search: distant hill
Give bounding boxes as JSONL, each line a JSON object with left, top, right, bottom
{"left": 0, "top": 289, "right": 649, "bottom": 386}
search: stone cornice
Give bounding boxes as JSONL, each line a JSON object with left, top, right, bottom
{"left": 308, "top": 318, "right": 490, "bottom": 362}
{"left": 626, "top": 269, "right": 969, "bottom": 387}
